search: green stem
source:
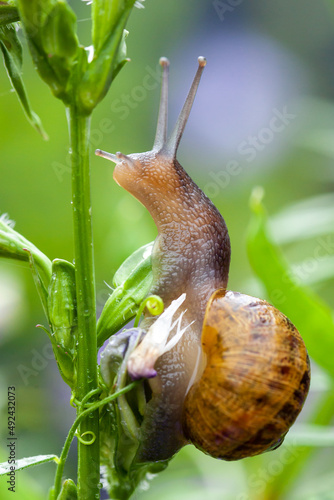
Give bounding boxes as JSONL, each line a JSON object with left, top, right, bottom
{"left": 67, "top": 106, "right": 99, "bottom": 499}
{"left": 54, "top": 383, "right": 139, "bottom": 497}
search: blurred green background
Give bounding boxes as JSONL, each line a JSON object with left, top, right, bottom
{"left": 1, "top": 0, "right": 334, "bottom": 498}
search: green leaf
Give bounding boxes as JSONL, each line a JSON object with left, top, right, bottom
{"left": 270, "top": 193, "right": 334, "bottom": 245}
{"left": 0, "top": 24, "right": 47, "bottom": 138}
{"left": 97, "top": 242, "right": 153, "bottom": 347}
{"left": 0, "top": 454, "right": 59, "bottom": 475}
{"left": 0, "top": 213, "right": 52, "bottom": 287}
{"left": 92, "top": 0, "right": 134, "bottom": 54}
{"left": 287, "top": 424, "right": 334, "bottom": 446}
{"left": 263, "top": 388, "right": 334, "bottom": 499}
{"left": 0, "top": 215, "right": 51, "bottom": 281}
{"left": 113, "top": 241, "right": 153, "bottom": 287}
{"left": 0, "top": 3, "right": 20, "bottom": 26}
{"left": 26, "top": 249, "right": 50, "bottom": 320}
{"left": 16, "top": 0, "right": 79, "bottom": 103}
{"left": 246, "top": 187, "right": 334, "bottom": 379}
{"left": 79, "top": 0, "right": 137, "bottom": 112}
{"left": 111, "top": 28, "right": 130, "bottom": 80}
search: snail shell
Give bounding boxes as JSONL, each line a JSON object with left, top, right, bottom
{"left": 183, "top": 289, "right": 310, "bottom": 460}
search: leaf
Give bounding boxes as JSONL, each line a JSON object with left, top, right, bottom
{"left": 246, "top": 187, "right": 334, "bottom": 380}
{"left": 0, "top": 3, "right": 20, "bottom": 26}
{"left": 0, "top": 24, "right": 47, "bottom": 138}
{"left": 26, "top": 249, "right": 49, "bottom": 320}
{"left": 291, "top": 256, "right": 334, "bottom": 287}
{"left": 111, "top": 29, "right": 130, "bottom": 80}
{"left": 263, "top": 388, "right": 334, "bottom": 499}
{"left": 113, "top": 242, "right": 153, "bottom": 287}
{"left": 270, "top": 192, "right": 334, "bottom": 244}
{"left": 0, "top": 454, "right": 59, "bottom": 475}
{"left": 92, "top": 0, "right": 134, "bottom": 54}
{"left": 16, "top": 0, "right": 79, "bottom": 104}
{"left": 97, "top": 243, "right": 153, "bottom": 347}
{"left": 287, "top": 424, "right": 334, "bottom": 446}
{"left": 79, "top": 0, "right": 137, "bottom": 112}
{"left": 0, "top": 213, "right": 52, "bottom": 289}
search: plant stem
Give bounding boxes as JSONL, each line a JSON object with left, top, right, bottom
{"left": 54, "top": 383, "right": 139, "bottom": 497}
{"left": 67, "top": 106, "right": 99, "bottom": 499}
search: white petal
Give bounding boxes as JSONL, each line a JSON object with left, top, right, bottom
{"left": 127, "top": 293, "right": 192, "bottom": 379}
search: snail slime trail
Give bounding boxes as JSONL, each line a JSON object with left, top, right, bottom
{"left": 96, "top": 57, "right": 310, "bottom": 464}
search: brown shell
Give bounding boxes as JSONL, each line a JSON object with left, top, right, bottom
{"left": 182, "top": 289, "right": 310, "bottom": 461}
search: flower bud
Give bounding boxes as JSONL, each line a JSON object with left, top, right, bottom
{"left": 47, "top": 259, "right": 77, "bottom": 353}
{"left": 99, "top": 327, "right": 168, "bottom": 499}
{"left": 56, "top": 479, "right": 77, "bottom": 500}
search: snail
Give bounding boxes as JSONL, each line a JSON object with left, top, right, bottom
{"left": 96, "top": 57, "right": 310, "bottom": 463}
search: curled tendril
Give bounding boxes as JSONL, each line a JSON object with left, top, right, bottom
{"left": 75, "top": 431, "right": 96, "bottom": 445}
{"left": 70, "top": 388, "right": 102, "bottom": 410}
{"left": 134, "top": 295, "right": 164, "bottom": 327}
{"left": 70, "top": 393, "right": 78, "bottom": 408}
{"left": 98, "top": 367, "right": 109, "bottom": 393}
{"left": 80, "top": 388, "right": 103, "bottom": 408}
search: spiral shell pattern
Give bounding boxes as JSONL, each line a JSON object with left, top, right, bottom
{"left": 183, "top": 289, "right": 310, "bottom": 460}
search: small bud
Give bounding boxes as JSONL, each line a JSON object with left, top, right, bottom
{"left": 56, "top": 478, "right": 77, "bottom": 500}
{"left": 99, "top": 327, "right": 171, "bottom": 499}
{"left": 47, "top": 259, "right": 77, "bottom": 353}
{"left": 100, "top": 329, "right": 143, "bottom": 387}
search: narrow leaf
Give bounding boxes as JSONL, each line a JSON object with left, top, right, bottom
{"left": 92, "top": 0, "right": 134, "bottom": 54}
{"left": 0, "top": 213, "right": 52, "bottom": 288}
{"left": 287, "top": 424, "right": 334, "bottom": 446}
{"left": 246, "top": 188, "right": 334, "bottom": 379}
{"left": 0, "top": 454, "right": 59, "bottom": 475}
{"left": 264, "top": 387, "right": 334, "bottom": 499}
{"left": 26, "top": 249, "right": 49, "bottom": 319}
{"left": 270, "top": 192, "right": 334, "bottom": 244}
{"left": 97, "top": 243, "right": 153, "bottom": 346}
{"left": 113, "top": 242, "right": 153, "bottom": 287}
{"left": 0, "top": 24, "right": 47, "bottom": 138}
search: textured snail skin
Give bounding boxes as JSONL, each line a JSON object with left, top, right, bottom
{"left": 114, "top": 151, "right": 230, "bottom": 318}
{"left": 97, "top": 58, "right": 310, "bottom": 463}
{"left": 183, "top": 290, "right": 310, "bottom": 460}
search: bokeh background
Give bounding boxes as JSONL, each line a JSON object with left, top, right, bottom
{"left": 1, "top": 0, "right": 334, "bottom": 498}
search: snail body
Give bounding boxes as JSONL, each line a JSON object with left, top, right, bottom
{"left": 97, "top": 58, "right": 310, "bottom": 463}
